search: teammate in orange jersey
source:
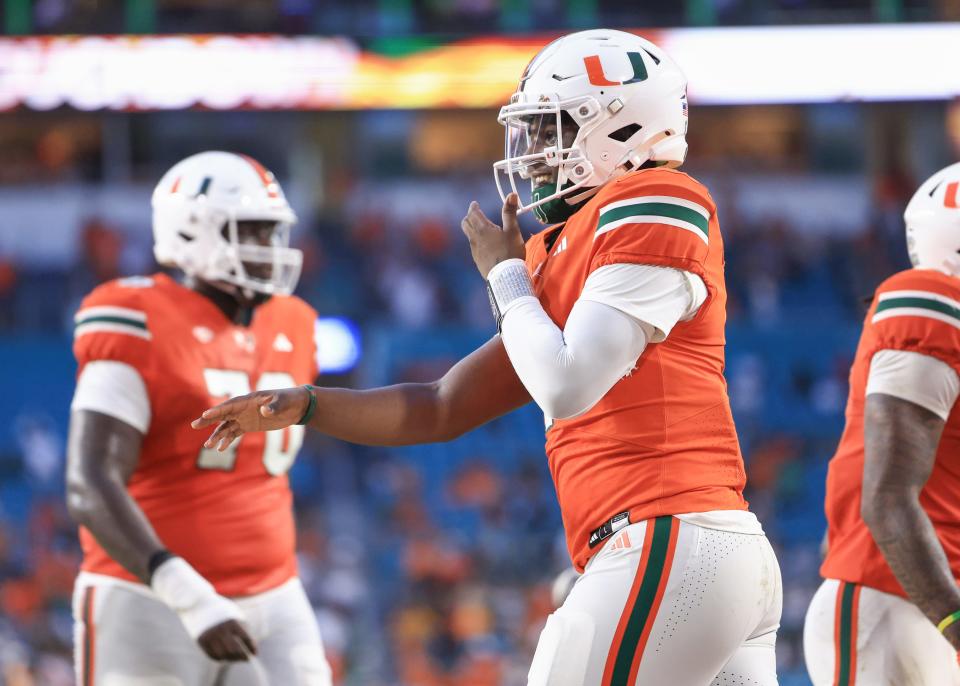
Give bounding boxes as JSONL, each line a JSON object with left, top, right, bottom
{"left": 804, "top": 162, "right": 960, "bottom": 685}
{"left": 193, "top": 30, "right": 782, "bottom": 685}
{"left": 66, "top": 151, "right": 333, "bottom": 685}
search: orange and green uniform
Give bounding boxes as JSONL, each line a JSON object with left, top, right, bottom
{"left": 523, "top": 167, "right": 748, "bottom": 572}
{"left": 73, "top": 273, "right": 318, "bottom": 597}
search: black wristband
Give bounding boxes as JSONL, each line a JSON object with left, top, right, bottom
{"left": 147, "top": 549, "right": 175, "bottom": 581}
{"left": 296, "top": 385, "right": 318, "bottom": 425}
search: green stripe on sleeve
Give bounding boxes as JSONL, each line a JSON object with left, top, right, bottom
{"left": 598, "top": 202, "right": 709, "bottom": 238}
{"left": 875, "top": 296, "right": 960, "bottom": 322}
{"left": 75, "top": 315, "right": 148, "bottom": 330}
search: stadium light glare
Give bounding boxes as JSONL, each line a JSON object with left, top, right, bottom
{"left": 314, "top": 317, "right": 362, "bottom": 374}
{"left": 1, "top": 25, "right": 959, "bottom": 111}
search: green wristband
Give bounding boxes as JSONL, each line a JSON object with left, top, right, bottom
{"left": 938, "top": 609, "right": 960, "bottom": 634}
{"left": 296, "top": 385, "right": 317, "bottom": 425}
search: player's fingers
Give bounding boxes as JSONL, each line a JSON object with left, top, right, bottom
{"left": 203, "top": 421, "right": 232, "bottom": 449}
{"left": 200, "top": 634, "right": 226, "bottom": 661}
{"left": 236, "top": 626, "right": 257, "bottom": 655}
{"left": 192, "top": 401, "right": 239, "bottom": 428}
{"left": 225, "top": 638, "right": 249, "bottom": 661}
{"left": 465, "top": 202, "right": 492, "bottom": 232}
{"left": 216, "top": 426, "right": 243, "bottom": 452}
{"left": 461, "top": 204, "right": 481, "bottom": 239}
{"left": 502, "top": 192, "right": 522, "bottom": 238}
{"left": 221, "top": 624, "right": 252, "bottom": 661}
{"left": 207, "top": 422, "right": 241, "bottom": 451}
{"left": 502, "top": 191, "right": 519, "bottom": 216}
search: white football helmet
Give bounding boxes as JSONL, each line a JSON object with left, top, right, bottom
{"left": 904, "top": 161, "right": 960, "bottom": 277}
{"left": 151, "top": 151, "right": 303, "bottom": 296}
{"left": 494, "top": 29, "right": 689, "bottom": 223}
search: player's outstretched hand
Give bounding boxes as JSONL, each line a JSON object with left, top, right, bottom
{"left": 197, "top": 619, "right": 257, "bottom": 662}
{"left": 461, "top": 192, "right": 526, "bottom": 278}
{"left": 191, "top": 387, "right": 311, "bottom": 450}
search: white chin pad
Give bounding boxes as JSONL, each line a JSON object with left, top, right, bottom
{"left": 527, "top": 609, "right": 596, "bottom": 686}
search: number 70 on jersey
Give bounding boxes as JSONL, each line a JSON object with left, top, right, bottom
{"left": 197, "top": 369, "right": 304, "bottom": 476}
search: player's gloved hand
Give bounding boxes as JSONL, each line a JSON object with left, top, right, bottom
{"left": 150, "top": 557, "right": 257, "bottom": 661}
{"left": 461, "top": 192, "right": 526, "bottom": 278}
{"left": 191, "top": 386, "right": 311, "bottom": 451}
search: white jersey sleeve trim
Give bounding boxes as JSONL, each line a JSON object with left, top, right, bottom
{"left": 866, "top": 349, "right": 960, "bottom": 421}
{"left": 579, "top": 264, "right": 707, "bottom": 343}
{"left": 71, "top": 360, "right": 151, "bottom": 433}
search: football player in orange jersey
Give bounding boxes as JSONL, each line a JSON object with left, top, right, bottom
{"left": 66, "top": 151, "right": 333, "bottom": 685}
{"left": 193, "top": 30, "right": 782, "bottom": 685}
{"left": 804, "top": 162, "right": 960, "bottom": 685}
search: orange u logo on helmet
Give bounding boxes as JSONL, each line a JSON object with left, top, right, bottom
{"left": 945, "top": 181, "right": 959, "bottom": 209}
{"left": 583, "top": 52, "right": 649, "bottom": 87}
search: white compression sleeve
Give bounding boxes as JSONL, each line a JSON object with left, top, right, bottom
{"left": 491, "top": 260, "right": 703, "bottom": 421}
{"left": 499, "top": 297, "right": 649, "bottom": 421}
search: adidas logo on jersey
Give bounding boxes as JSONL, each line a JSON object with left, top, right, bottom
{"left": 553, "top": 237, "right": 568, "bottom": 256}
{"left": 609, "top": 531, "right": 632, "bottom": 551}
{"left": 192, "top": 326, "right": 214, "bottom": 344}
{"left": 273, "top": 332, "right": 293, "bottom": 352}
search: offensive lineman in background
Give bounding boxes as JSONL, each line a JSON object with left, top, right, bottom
{"left": 194, "top": 30, "right": 782, "bottom": 685}
{"left": 804, "top": 162, "right": 960, "bottom": 685}
{"left": 66, "top": 152, "right": 332, "bottom": 685}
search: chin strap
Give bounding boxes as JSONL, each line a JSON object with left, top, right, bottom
{"left": 532, "top": 182, "right": 595, "bottom": 224}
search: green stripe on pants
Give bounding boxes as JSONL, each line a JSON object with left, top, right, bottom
{"left": 610, "top": 516, "right": 674, "bottom": 685}
{"left": 837, "top": 582, "right": 856, "bottom": 686}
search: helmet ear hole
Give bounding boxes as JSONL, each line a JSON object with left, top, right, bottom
{"left": 608, "top": 123, "right": 642, "bottom": 143}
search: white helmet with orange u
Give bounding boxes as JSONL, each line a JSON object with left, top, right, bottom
{"left": 494, "top": 29, "right": 689, "bottom": 224}
{"left": 151, "top": 151, "right": 303, "bottom": 297}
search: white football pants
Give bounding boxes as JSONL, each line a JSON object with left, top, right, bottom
{"left": 528, "top": 516, "right": 783, "bottom": 686}
{"left": 72, "top": 573, "right": 332, "bottom": 686}
{"left": 804, "top": 578, "right": 960, "bottom": 686}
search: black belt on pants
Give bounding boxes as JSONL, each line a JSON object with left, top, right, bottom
{"left": 588, "top": 511, "right": 630, "bottom": 548}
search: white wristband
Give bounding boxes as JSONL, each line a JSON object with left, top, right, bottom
{"left": 150, "top": 557, "right": 243, "bottom": 639}
{"left": 487, "top": 259, "right": 536, "bottom": 331}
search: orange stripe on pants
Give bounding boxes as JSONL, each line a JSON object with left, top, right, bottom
{"left": 83, "top": 587, "right": 96, "bottom": 686}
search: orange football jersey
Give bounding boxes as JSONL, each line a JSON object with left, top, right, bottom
{"left": 73, "top": 273, "right": 318, "bottom": 597}
{"left": 822, "top": 268, "right": 960, "bottom": 597}
{"left": 524, "top": 168, "right": 747, "bottom": 571}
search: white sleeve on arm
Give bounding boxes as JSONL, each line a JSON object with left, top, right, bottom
{"left": 866, "top": 349, "right": 960, "bottom": 421}
{"left": 579, "top": 263, "right": 707, "bottom": 342}
{"left": 71, "top": 360, "right": 151, "bottom": 433}
{"left": 500, "top": 296, "right": 648, "bottom": 420}
{"left": 489, "top": 259, "right": 699, "bottom": 421}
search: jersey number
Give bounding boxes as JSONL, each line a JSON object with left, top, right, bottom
{"left": 197, "top": 370, "right": 305, "bottom": 476}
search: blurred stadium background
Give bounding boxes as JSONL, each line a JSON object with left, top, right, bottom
{"left": 2, "top": 1, "right": 960, "bottom": 684}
